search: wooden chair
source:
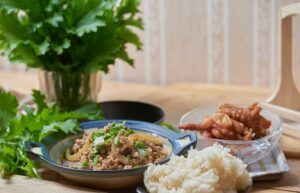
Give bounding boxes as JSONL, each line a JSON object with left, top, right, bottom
{"left": 261, "top": 3, "right": 300, "bottom": 157}
{"left": 267, "top": 3, "right": 300, "bottom": 111}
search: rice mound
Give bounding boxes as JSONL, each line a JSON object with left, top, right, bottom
{"left": 144, "top": 144, "right": 250, "bottom": 193}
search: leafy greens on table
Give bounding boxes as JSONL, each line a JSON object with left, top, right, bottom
{"left": 0, "top": 90, "right": 102, "bottom": 178}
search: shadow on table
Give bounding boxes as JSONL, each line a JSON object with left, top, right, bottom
{"left": 39, "top": 169, "right": 137, "bottom": 193}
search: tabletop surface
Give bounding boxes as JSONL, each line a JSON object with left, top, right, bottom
{"left": 0, "top": 71, "right": 299, "bottom": 193}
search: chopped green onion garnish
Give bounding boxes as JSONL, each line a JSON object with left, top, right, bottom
{"left": 93, "top": 155, "right": 100, "bottom": 166}
{"left": 81, "top": 160, "right": 88, "bottom": 167}
{"left": 135, "top": 140, "right": 147, "bottom": 156}
{"left": 126, "top": 154, "right": 132, "bottom": 160}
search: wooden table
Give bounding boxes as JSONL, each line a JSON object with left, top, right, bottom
{"left": 0, "top": 71, "right": 299, "bottom": 193}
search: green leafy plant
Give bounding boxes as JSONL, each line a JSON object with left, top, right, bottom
{"left": 0, "top": 90, "right": 103, "bottom": 178}
{"left": 0, "top": 0, "right": 143, "bottom": 73}
{"left": 0, "top": 0, "right": 143, "bottom": 111}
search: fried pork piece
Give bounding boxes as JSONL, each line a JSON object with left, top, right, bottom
{"left": 179, "top": 103, "right": 271, "bottom": 140}
{"left": 219, "top": 103, "right": 271, "bottom": 139}
{"left": 180, "top": 114, "right": 252, "bottom": 140}
{"left": 219, "top": 103, "right": 271, "bottom": 130}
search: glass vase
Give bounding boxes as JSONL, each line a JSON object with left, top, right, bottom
{"left": 38, "top": 70, "right": 102, "bottom": 111}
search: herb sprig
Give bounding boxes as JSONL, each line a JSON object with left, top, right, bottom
{"left": 0, "top": 90, "right": 102, "bottom": 178}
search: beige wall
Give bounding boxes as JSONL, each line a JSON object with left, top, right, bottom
{"left": 1, "top": 0, "right": 300, "bottom": 89}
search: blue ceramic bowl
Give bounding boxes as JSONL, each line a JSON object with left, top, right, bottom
{"left": 25, "top": 120, "right": 197, "bottom": 190}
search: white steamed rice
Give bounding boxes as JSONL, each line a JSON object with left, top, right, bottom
{"left": 144, "top": 144, "right": 250, "bottom": 193}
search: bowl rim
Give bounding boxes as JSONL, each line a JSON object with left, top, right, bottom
{"left": 179, "top": 106, "right": 282, "bottom": 144}
{"left": 26, "top": 120, "right": 197, "bottom": 177}
{"left": 99, "top": 100, "right": 165, "bottom": 123}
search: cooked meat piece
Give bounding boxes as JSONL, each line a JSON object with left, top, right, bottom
{"left": 179, "top": 103, "right": 271, "bottom": 141}
{"left": 212, "top": 113, "right": 233, "bottom": 129}
{"left": 72, "top": 133, "right": 89, "bottom": 154}
{"left": 219, "top": 103, "right": 271, "bottom": 132}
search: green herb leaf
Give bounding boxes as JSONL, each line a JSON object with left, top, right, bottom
{"left": 92, "top": 155, "right": 99, "bottom": 166}
{"left": 32, "top": 90, "right": 47, "bottom": 113}
{"left": 126, "top": 154, "right": 132, "bottom": 160}
{"left": 39, "top": 119, "right": 79, "bottom": 141}
{"left": 134, "top": 140, "right": 147, "bottom": 156}
{"left": 75, "top": 13, "right": 106, "bottom": 37}
{"left": 72, "top": 102, "right": 103, "bottom": 120}
{"left": 160, "top": 122, "right": 179, "bottom": 133}
{"left": 91, "top": 130, "right": 104, "bottom": 141}
{"left": 80, "top": 160, "right": 88, "bottom": 168}
{"left": 107, "top": 122, "right": 128, "bottom": 136}
{"left": 52, "top": 39, "right": 71, "bottom": 55}
{"left": 92, "top": 144, "right": 103, "bottom": 156}
{"left": 0, "top": 91, "right": 18, "bottom": 130}
{"left": 45, "top": 14, "right": 63, "bottom": 27}
{"left": 122, "top": 128, "right": 134, "bottom": 136}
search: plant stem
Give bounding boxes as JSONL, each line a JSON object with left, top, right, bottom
{"left": 49, "top": 71, "right": 96, "bottom": 111}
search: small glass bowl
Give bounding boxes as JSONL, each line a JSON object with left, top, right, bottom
{"left": 179, "top": 107, "right": 282, "bottom": 164}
